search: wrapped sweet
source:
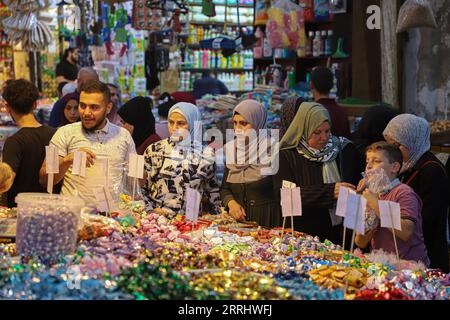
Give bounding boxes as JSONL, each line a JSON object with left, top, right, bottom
{"left": 364, "top": 208, "right": 379, "bottom": 233}
{"left": 15, "top": 193, "right": 84, "bottom": 265}
{"left": 78, "top": 213, "right": 122, "bottom": 241}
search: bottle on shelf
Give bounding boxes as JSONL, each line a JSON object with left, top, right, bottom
{"left": 305, "top": 31, "right": 314, "bottom": 56}
{"left": 263, "top": 35, "right": 272, "bottom": 58}
{"left": 325, "top": 30, "right": 334, "bottom": 56}
{"left": 313, "top": 31, "right": 321, "bottom": 57}
{"left": 321, "top": 30, "right": 327, "bottom": 56}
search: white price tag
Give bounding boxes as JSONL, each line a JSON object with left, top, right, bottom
{"left": 128, "top": 154, "right": 145, "bottom": 179}
{"left": 186, "top": 187, "right": 201, "bottom": 223}
{"left": 72, "top": 151, "right": 87, "bottom": 177}
{"left": 343, "top": 192, "right": 366, "bottom": 234}
{"left": 45, "top": 145, "right": 59, "bottom": 174}
{"left": 281, "top": 187, "right": 302, "bottom": 217}
{"left": 93, "top": 186, "right": 117, "bottom": 213}
{"left": 379, "top": 201, "right": 402, "bottom": 231}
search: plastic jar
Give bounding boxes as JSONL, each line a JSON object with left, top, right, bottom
{"left": 15, "top": 193, "right": 84, "bottom": 265}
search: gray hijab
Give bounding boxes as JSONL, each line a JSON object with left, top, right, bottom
{"left": 225, "top": 100, "right": 271, "bottom": 183}
{"left": 383, "top": 114, "right": 431, "bottom": 173}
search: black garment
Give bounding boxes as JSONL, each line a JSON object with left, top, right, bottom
{"left": 145, "top": 48, "right": 161, "bottom": 91}
{"left": 352, "top": 105, "right": 399, "bottom": 175}
{"left": 2, "top": 126, "right": 60, "bottom": 207}
{"left": 399, "top": 151, "right": 449, "bottom": 273}
{"left": 55, "top": 60, "right": 78, "bottom": 81}
{"left": 220, "top": 167, "right": 281, "bottom": 228}
{"left": 193, "top": 76, "right": 229, "bottom": 99}
{"left": 273, "top": 143, "right": 360, "bottom": 244}
{"left": 117, "top": 96, "right": 156, "bottom": 148}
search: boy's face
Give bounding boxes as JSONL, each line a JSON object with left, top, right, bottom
{"left": 365, "top": 150, "right": 400, "bottom": 180}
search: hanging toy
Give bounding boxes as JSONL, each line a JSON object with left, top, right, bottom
{"left": 172, "top": 9, "right": 182, "bottom": 33}
{"left": 114, "top": 8, "right": 128, "bottom": 43}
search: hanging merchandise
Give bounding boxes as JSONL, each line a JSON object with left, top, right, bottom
{"left": 114, "top": 8, "right": 129, "bottom": 43}
{"left": 255, "top": 0, "right": 269, "bottom": 25}
{"left": 199, "top": 4, "right": 256, "bottom": 58}
{"left": 133, "top": 0, "right": 188, "bottom": 32}
{"left": 2, "top": 0, "right": 54, "bottom": 51}
{"left": 298, "top": 0, "right": 314, "bottom": 22}
{"left": 266, "top": 0, "right": 306, "bottom": 50}
{"left": 155, "top": 44, "right": 170, "bottom": 71}
{"left": 201, "top": 0, "right": 216, "bottom": 18}
{"left": 313, "top": 0, "right": 331, "bottom": 22}
{"left": 396, "top": 0, "right": 437, "bottom": 33}
{"left": 133, "top": 0, "right": 165, "bottom": 31}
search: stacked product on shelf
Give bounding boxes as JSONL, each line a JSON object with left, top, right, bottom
{"left": 177, "top": 1, "right": 255, "bottom": 95}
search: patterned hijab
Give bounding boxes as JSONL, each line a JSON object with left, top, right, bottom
{"left": 226, "top": 100, "right": 272, "bottom": 183}
{"left": 280, "top": 96, "right": 303, "bottom": 139}
{"left": 279, "top": 102, "right": 349, "bottom": 163}
{"left": 383, "top": 114, "right": 431, "bottom": 173}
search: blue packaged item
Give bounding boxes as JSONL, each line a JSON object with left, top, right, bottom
{"left": 314, "top": 0, "right": 330, "bottom": 22}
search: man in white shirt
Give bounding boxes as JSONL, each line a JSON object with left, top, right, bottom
{"left": 40, "top": 80, "right": 136, "bottom": 205}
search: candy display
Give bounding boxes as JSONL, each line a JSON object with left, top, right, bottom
{"left": 0, "top": 192, "right": 448, "bottom": 300}
{"left": 15, "top": 193, "right": 84, "bottom": 265}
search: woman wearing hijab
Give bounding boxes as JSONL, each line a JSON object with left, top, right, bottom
{"left": 59, "top": 92, "right": 80, "bottom": 126}
{"left": 279, "top": 96, "right": 304, "bottom": 139}
{"left": 384, "top": 114, "right": 449, "bottom": 272}
{"left": 142, "top": 102, "right": 221, "bottom": 215}
{"left": 220, "top": 100, "right": 280, "bottom": 228}
{"left": 117, "top": 96, "right": 161, "bottom": 155}
{"left": 50, "top": 92, "right": 80, "bottom": 128}
{"left": 273, "top": 102, "right": 360, "bottom": 243}
{"left": 352, "top": 105, "right": 399, "bottom": 174}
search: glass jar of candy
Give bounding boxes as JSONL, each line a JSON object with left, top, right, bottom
{"left": 15, "top": 193, "right": 84, "bottom": 265}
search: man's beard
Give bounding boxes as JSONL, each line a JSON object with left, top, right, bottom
{"left": 82, "top": 118, "right": 107, "bottom": 132}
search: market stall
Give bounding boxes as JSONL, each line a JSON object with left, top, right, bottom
{"left": 0, "top": 193, "right": 448, "bottom": 300}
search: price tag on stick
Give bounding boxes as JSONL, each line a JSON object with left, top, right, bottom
{"left": 72, "top": 151, "right": 87, "bottom": 177}
{"left": 45, "top": 145, "right": 59, "bottom": 194}
{"left": 186, "top": 187, "right": 201, "bottom": 225}
{"left": 93, "top": 186, "right": 117, "bottom": 216}
{"left": 379, "top": 200, "right": 401, "bottom": 260}
{"left": 379, "top": 201, "right": 402, "bottom": 230}
{"left": 128, "top": 154, "right": 145, "bottom": 179}
{"left": 343, "top": 192, "right": 366, "bottom": 235}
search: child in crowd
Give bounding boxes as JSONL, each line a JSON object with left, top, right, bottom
{"left": 355, "top": 142, "right": 429, "bottom": 266}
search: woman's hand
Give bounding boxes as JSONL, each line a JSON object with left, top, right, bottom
{"left": 334, "top": 182, "right": 355, "bottom": 199}
{"left": 362, "top": 189, "right": 380, "bottom": 216}
{"left": 227, "top": 200, "right": 246, "bottom": 222}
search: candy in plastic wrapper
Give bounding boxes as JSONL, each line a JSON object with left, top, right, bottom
{"left": 15, "top": 193, "right": 84, "bottom": 265}
{"left": 78, "top": 213, "right": 122, "bottom": 241}
{"left": 364, "top": 208, "right": 379, "bottom": 233}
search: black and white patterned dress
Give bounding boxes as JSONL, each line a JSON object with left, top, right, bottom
{"left": 143, "top": 138, "right": 221, "bottom": 215}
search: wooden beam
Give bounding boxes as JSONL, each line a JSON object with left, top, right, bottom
{"left": 380, "top": 0, "right": 399, "bottom": 108}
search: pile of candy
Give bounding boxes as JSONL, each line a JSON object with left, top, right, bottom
{"left": 0, "top": 194, "right": 449, "bottom": 300}
{"left": 16, "top": 207, "right": 79, "bottom": 265}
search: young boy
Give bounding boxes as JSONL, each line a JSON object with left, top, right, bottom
{"left": 0, "top": 79, "right": 58, "bottom": 207}
{"left": 355, "top": 141, "right": 430, "bottom": 266}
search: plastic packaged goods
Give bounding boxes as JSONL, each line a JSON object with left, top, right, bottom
{"left": 15, "top": 193, "right": 84, "bottom": 265}
{"left": 266, "top": 0, "right": 306, "bottom": 49}
{"left": 313, "top": 31, "right": 321, "bottom": 57}
{"left": 299, "top": 0, "right": 314, "bottom": 22}
{"left": 396, "top": 0, "right": 437, "bottom": 33}
{"left": 313, "top": 0, "right": 331, "bottom": 22}
{"left": 325, "top": 30, "right": 334, "bottom": 55}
